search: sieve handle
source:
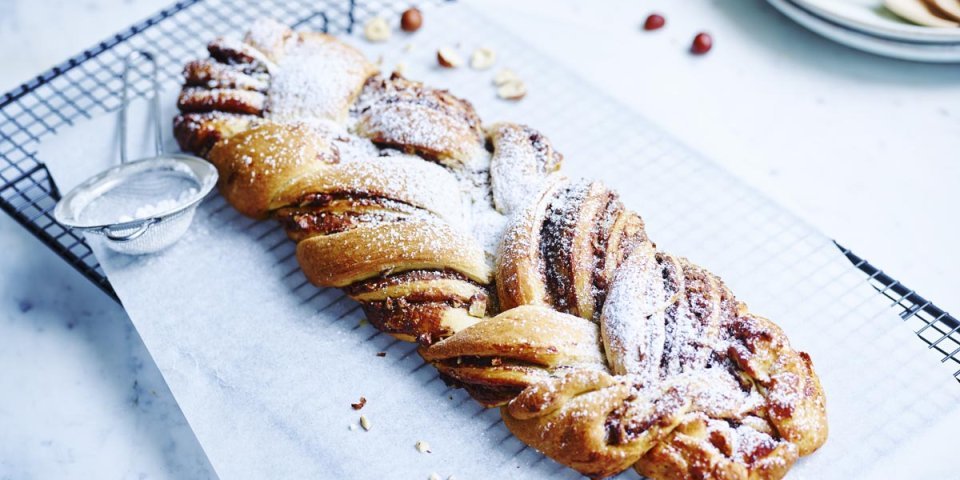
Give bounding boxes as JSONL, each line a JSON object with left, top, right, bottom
{"left": 120, "top": 51, "right": 163, "bottom": 164}
{"left": 101, "top": 218, "right": 159, "bottom": 242}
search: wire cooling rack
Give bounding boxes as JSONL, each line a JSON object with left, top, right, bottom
{"left": 0, "top": 0, "right": 956, "bottom": 381}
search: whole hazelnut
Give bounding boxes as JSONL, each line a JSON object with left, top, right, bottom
{"left": 401, "top": 7, "right": 423, "bottom": 32}
{"left": 691, "top": 32, "right": 713, "bottom": 54}
{"left": 643, "top": 14, "right": 665, "bottom": 31}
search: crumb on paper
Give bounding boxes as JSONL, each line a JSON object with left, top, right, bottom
{"left": 358, "top": 318, "right": 368, "bottom": 327}
{"left": 351, "top": 396, "right": 367, "bottom": 410}
{"left": 360, "top": 415, "right": 371, "bottom": 431}
{"left": 416, "top": 440, "right": 431, "bottom": 453}
{"left": 376, "top": 351, "right": 387, "bottom": 357}
{"left": 349, "top": 424, "right": 357, "bottom": 431}
{"left": 428, "top": 474, "right": 441, "bottom": 480}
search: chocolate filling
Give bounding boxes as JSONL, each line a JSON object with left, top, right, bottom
{"left": 589, "top": 192, "right": 621, "bottom": 320}
{"left": 344, "top": 269, "right": 476, "bottom": 295}
{"left": 275, "top": 191, "right": 423, "bottom": 237}
{"left": 538, "top": 184, "right": 585, "bottom": 315}
{"left": 355, "top": 74, "right": 485, "bottom": 160}
{"left": 604, "top": 386, "right": 685, "bottom": 445}
{"left": 362, "top": 299, "right": 465, "bottom": 346}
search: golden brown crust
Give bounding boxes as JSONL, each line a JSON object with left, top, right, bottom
{"left": 354, "top": 73, "right": 485, "bottom": 168}
{"left": 421, "top": 305, "right": 607, "bottom": 405}
{"left": 495, "top": 179, "right": 648, "bottom": 321}
{"left": 174, "top": 20, "right": 826, "bottom": 480}
{"left": 486, "top": 122, "right": 564, "bottom": 215}
{"left": 206, "top": 122, "right": 339, "bottom": 219}
{"left": 503, "top": 371, "right": 693, "bottom": 479}
{"left": 489, "top": 241, "right": 827, "bottom": 478}
{"left": 296, "top": 220, "right": 492, "bottom": 287}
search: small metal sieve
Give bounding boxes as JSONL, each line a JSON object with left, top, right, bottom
{"left": 54, "top": 51, "right": 217, "bottom": 255}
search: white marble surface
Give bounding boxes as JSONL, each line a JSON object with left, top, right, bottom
{"left": 0, "top": 0, "right": 957, "bottom": 479}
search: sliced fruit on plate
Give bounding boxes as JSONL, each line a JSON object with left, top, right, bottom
{"left": 885, "top": 0, "right": 960, "bottom": 26}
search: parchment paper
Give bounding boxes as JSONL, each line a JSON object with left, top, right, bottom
{"left": 40, "top": 3, "right": 960, "bottom": 479}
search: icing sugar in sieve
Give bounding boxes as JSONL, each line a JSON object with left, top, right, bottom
{"left": 53, "top": 51, "right": 217, "bottom": 255}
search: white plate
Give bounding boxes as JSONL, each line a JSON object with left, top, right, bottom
{"left": 769, "top": 0, "right": 960, "bottom": 62}
{"left": 797, "top": 0, "right": 960, "bottom": 43}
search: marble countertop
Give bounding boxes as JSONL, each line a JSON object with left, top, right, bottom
{"left": 0, "top": 0, "right": 956, "bottom": 478}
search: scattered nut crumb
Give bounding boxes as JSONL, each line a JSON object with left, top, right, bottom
{"left": 436, "top": 47, "right": 463, "bottom": 68}
{"left": 357, "top": 318, "right": 368, "bottom": 327}
{"left": 349, "top": 424, "right": 357, "bottom": 431}
{"left": 364, "top": 17, "right": 391, "bottom": 42}
{"left": 470, "top": 47, "right": 496, "bottom": 70}
{"left": 401, "top": 7, "right": 423, "bottom": 32}
{"left": 492, "top": 68, "right": 519, "bottom": 86}
{"left": 497, "top": 80, "right": 527, "bottom": 101}
{"left": 393, "top": 62, "right": 407, "bottom": 76}
{"left": 376, "top": 351, "right": 387, "bottom": 357}
{"left": 416, "top": 440, "right": 432, "bottom": 453}
{"left": 360, "top": 415, "right": 372, "bottom": 431}
{"left": 351, "top": 396, "right": 367, "bottom": 410}
{"left": 428, "top": 474, "right": 441, "bottom": 480}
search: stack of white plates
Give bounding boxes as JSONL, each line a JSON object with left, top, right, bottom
{"left": 768, "top": 0, "right": 960, "bottom": 62}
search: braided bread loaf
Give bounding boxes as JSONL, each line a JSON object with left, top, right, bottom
{"left": 174, "top": 19, "right": 827, "bottom": 479}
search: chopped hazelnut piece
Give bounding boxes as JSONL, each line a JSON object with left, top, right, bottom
{"left": 492, "top": 68, "right": 519, "bottom": 86}
{"left": 351, "top": 396, "right": 367, "bottom": 410}
{"left": 497, "top": 80, "right": 527, "bottom": 101}
{"left": 360, "top": 415, "right": 372, "bottom": 431}
{"left": 470, "top": 47, "right": 496, "bottom": 70}
{"left": 364, "top": 17, "right": 391, "bottom": 42}
{"left": 416, "top": 440, "right": 432, "bottom": 453}
{"left": 437, "top": 47, "right": 463, "bottom": 68}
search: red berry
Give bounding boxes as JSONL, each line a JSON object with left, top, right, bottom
{"left": 691, "top": 32, "right": 713, "bottom": 54}
{"left": 643, "top": 14, "right": 666, "bottom": 31}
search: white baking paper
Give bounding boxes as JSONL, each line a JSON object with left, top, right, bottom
{"left": 40, "top": 3, "right": 960, "bottom": 479}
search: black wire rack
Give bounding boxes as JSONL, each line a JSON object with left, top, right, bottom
{"left": 0, "top": 0, "right": 956, "bottom": 381}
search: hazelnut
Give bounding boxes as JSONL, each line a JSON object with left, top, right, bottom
{"left": 492, "top": 68, "right": 519, "bottom": 86}
{"left": 497, "top": 80, "right": 527, "bottom": 101}
{"left": 364, "top": 17, "right": 391, "bottom": 42}
{"left": 643, "top": 14, "right": 665, "bottom": 31}
{"left": 691, "top": 32, "right": 713, "bottom": 54}
{"left": 359, "top": 414, "right": 372, "bottom": 430}
{"left": 470, "top": 47, "right": 496, "bottom": 70}
{"left": 437, "top": 47, "right": 463, "bottom": 68}
{"left": 401, "top": 7, "right": 423, "bottom": 32}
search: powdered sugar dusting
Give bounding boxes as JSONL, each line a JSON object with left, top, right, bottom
{"left": 249, "top": 20, "right": 374, "bottom": 123}
{"left": 488, "top": 123, "right": 563, "bottom": 216}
